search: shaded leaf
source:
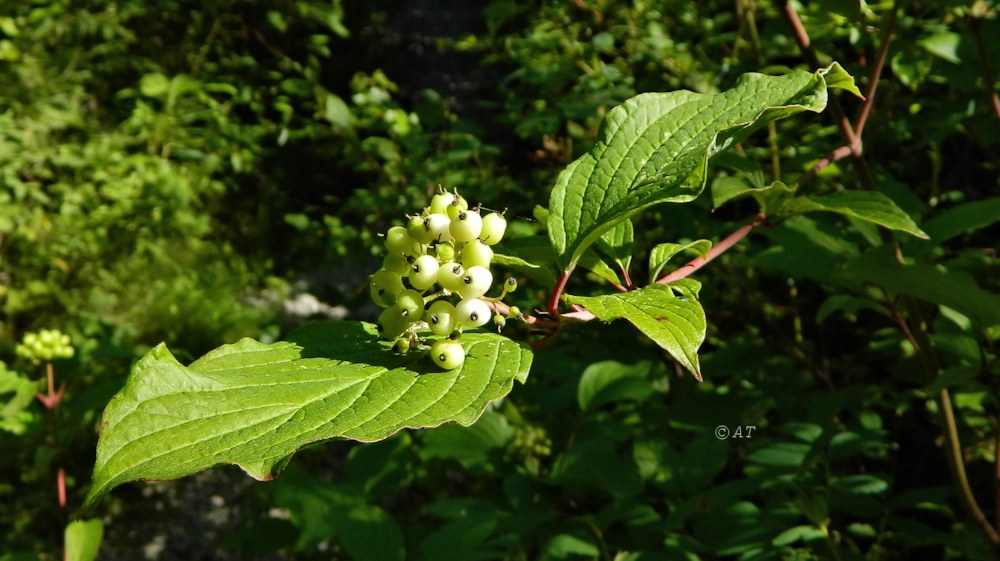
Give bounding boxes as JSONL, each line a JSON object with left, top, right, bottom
{"left": 846, "top": 247, "right": 1000, "bottom": 328}
{"left": 577, "top": 360, "right": 654, "bottom": 412}
{"left": 778, "top": 190, "right": 928, "bottom": 238}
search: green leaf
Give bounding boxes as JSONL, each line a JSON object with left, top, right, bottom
{"left": 916, "top": 197, "right": 1000, "bottom": 249}
{"left": 275, "top": 468, "right": 404, "bottom": 561}
{"left": 772, "top": 525, "right": 826, "bottom": 547}
{"left": 540, "top": 534, "right": 600, "bottom": 559}
{"left": 919, "top": 32, "right": 962, "bottom": 64}
{"left": 64, "top": 519, "right": 103, "bottom": 561}
{"left": 648, "top": 240, "right": 712, "bottom": 283}
{"left": 712, "top": 179, "right": 796, "bottom": 213}
{"left": 845, "top": 247, "right": 1000, "bottom": 329}
{"left": 596, "top": 218, "right": 634, "bottom": 273}
{"left": 0, "top": 363, "right": 37, "bottom": 435}
{"left": 493, "top": 236, "right": 559, "bottom": 287}
{"left": 547, "top": 63, "right": 859, "bottom": 270}
{"left": 777, "top": 190, "right": 928, "bottom": 238}
{"left": 565, "top": 281, "right": 706, "bottom": 380}
{"left": 577, "top": 360, "right": 654, "bottom": 412}
{"left": 85, "top": 321, "right": 532, "bottom": 506}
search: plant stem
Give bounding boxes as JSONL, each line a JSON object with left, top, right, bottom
{"left": 656, "top": 213, "right": 766, "bottom": 284}
{"left": 968, "top": 12, "right": 1000, "bottom": 122}
{"left": 854, "top": 0, "right": 901, "bottom": 138}
{"left": 903, "top": 298, "right": 1000, "bottom": 546}
{"left": 548, "top": 268, "right": 573, "bottom": 315}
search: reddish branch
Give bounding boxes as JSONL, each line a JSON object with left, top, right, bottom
{"left": 656, "top": 213, "right": 767, "bottom": 285}
{"left": 969, "top": 13, "right": 1000, "bottom": 122}
{"left": 854, "top": 0, "right": 902, "bottom": 138}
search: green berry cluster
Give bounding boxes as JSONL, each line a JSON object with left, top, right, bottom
{"left": 508, "top": 425, "right": 552, "bottom": 459}
{"left": 370, "top": 189, "right": 516, "bottom": 370}
{"left": 15, "top": 329, "right": 74, "bottom": 363}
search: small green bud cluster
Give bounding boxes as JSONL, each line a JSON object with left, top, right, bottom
{"left": 16, "top": 329, "right": 74, "bottom": 363}
{"left": 370, "top": 189, "right": 516, "bottom": 370}
{"left": 507, "top": 425, "right": 552, "bottom": 459}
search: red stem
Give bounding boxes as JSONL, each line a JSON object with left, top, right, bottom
{"left": 657, "top": 213, "right": 766, "bottom": 284}
{"left": 969, "top": 14, "right": 1000, "bottom": 122}
{"left": 548, "top": 268, "right": 573, "bottom": 315}
{"left": 854, "top": 0, "right": 900, "bottom": 138}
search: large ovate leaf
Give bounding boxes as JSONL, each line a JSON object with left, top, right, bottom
{"left": 845, "top": 248, "right": 1000, "bottom": 329}
{"left": 777, "top": 190, "right": 928, "bottom": 238}
{"left": 565, "top": 280, "right": 706, "bottom": 380}
{"left": 547, "top": 63, "right": 860, "bottom": 270}
{"left": 85, "top": 321, "right": 532, "bottom": 507}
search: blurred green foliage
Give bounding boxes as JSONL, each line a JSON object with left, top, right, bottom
{"left": 1, "top": 0, "right": 999, "bottom": 559}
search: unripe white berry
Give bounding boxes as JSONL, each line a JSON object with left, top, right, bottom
{"left": 409, "top": 255, "right": 440, "bottom": 290}
{"left": 479, "top": 212, "right": 507, "bottom": 245}
{"left": 449, "top": 209, "right": 482, "bottom": 242}
{"left": 457, "top": 266, "right": 493, "bottom": 299}
{"left": 456, "top": 298, "right": 491, "bottom": 328}
{"left": 437, "top": 262, "right": 465, "bottom": 292}
{"left": 430, "top": 338, "right": 465, "bottom": 370}
{"left": 430, "top": 192, "right": 455, "bottom": 215}
{"left": 426, "top": 300, "right": 457, "bottom": 336}
{"left": 461, "top": 239, "right": 494, "bottom": 269}
{"left": 423, "top": 213, "right": 452, "bottom": 242}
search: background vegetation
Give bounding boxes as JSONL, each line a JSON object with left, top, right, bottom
{"left": 1, "top": 0, "right": 998, "bottom": 559}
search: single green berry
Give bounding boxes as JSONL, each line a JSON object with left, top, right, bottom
{"left": 433, "top": 241, "right": 456, "bottom": 262}
{"left": 385, "top": 226, "right": 417, "bottom": 256}
{"left": 409, "top": 254, "right": 440, "bottom": 290}
{"left": 430, "top": 338, "right": 465, "bottom": 370}
{"left": 461, "top": 239, "right": 493, "bottom": 269}
{"left": 370, "top": 270, "right": 405, "bottom": 308}
{"left": 426, "top": 299, "right": 457, "bottom": 336}
{"left": 395, "top": 289, "right": 425, "bottom": 320}
{"left": 393, "top": 338, "right": 410, "bottom": 353}
{"left": 382, "top": 254, "right": 410, "bottom": 276}
{"left": 507, "top": 305, "right": 522, "bottom": 319}
{"left": 504, "top": 277, "right": 518, "bottom": 293}
{"left": 479, "top": 212, "right": 507, "bottom": 245}
{"left": 445, "top": 195, "right": 470, "bottom": 220}
{"left": 437, "top": 262, "right": 465, "bottom": 292}
{"left": 430, "top": 192, "right": 455, "bottom": 215}
{"left": 407, "top": 215, "right": 433, "bottom": 244}
{"left": 493, "top": 314, "right": 506, "bottom": 330}
{"left": 423, "top": 213, "right": 452, "bottom": 242}
{"left": 449, "top": 209, "right": 482, "bottom": 242}
{"left": 456, "top": 298, "right": 491, "bottom": 328}
{"left": 377, "top": 306, "right": 410, "bottom": 340}
{"left": 457, "top": 266, "right": 493, "bottom": 299}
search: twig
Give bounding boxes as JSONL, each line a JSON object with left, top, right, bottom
{"left": 798, "top": 144, "right": 854, "bottom": 186}
{"left": 902, "top": 298, "right": 1000, "bottom": 546}
{"left": 854, "top": 0, "right": 901, "bottom": 138}
{"left": 656, "top": 213, "right": 767, "bottom": 284}
{"left": 781, "top": 1, "right": 863, "bottom": 156}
